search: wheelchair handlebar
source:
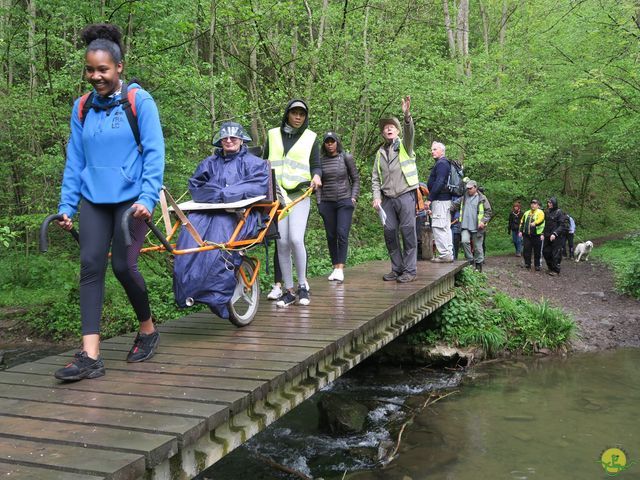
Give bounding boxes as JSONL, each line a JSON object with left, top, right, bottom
{"left": 39, "top": 214, "right": 80, "bottom": 252}
{"left": 122, "top": 207, "right": 174, "bottom": 253}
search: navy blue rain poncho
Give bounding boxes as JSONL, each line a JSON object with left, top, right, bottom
{"left": 173, "top": 145, "right": 269, "bottom": 318}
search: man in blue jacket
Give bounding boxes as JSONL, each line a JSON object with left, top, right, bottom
{"left": 425, "top": 142, "right": 454, "bottom": 262}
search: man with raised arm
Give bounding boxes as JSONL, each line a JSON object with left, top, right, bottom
{"left": 372, "top": 96, "right": 419, "bottom": 283}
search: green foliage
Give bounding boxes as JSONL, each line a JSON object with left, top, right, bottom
{"left": 592, "top": 234, "right": 640, "bottom": 299}
{"left": 0, "top": 250, "right": 189, "bottom": 341}
{"left": 2, "top": 0, "right": 639, "bottom": 341}
{"left": 409, "top": 267, "right": 575, "bottom": 356}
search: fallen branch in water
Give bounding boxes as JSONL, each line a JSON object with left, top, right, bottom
{"left": 381, "top": 390, "right": 458, "bottom": 466}
{"left": 254, "top": 452, "right": 312, "bottom": 480}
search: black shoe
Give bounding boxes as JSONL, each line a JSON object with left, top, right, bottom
{"left": 475, "top": 262, "right": 483, "bottom": 273}
{"left": 397, "top": 272, "right": 416, "bottom": 283}
{"left": 276, "top": 290, "right": 296, "bottom": 307}
{"left": 127, "top": 329, "right": 160, "bottom": 363}
{"left": 383, "top": 271, "right": 399, "bottom": 281}
{"left": 54, "top": 351, "right": 105, "bottom": 381}
{"left": 297, "top": 285, "right": 310, "bottom": 306}
{"left": 524, "top": 265, "right": 531, "bottom": 269}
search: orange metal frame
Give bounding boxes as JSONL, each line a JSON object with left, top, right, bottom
{"left": 140, "top": 187, "right": 313, "bottom": 289}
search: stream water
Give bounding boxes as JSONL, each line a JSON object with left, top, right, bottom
{"left": 201, "top": 348, "right": 640, "bottom": 480}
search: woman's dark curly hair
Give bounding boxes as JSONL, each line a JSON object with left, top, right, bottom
{"left": 81, "top": 23, "right": 124, "bottom": 63}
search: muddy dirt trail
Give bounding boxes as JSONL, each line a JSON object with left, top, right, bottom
{"left": 484, "top": 250, "right": 640, "bottom": 351}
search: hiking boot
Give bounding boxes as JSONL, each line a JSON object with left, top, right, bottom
{"left": 127, "top": 329, "right": 160, "bottom": 363}
{"left": 383, "top": 271, "right": 399, "bottom": 281}
{"left": 297, "top": 285, "right": 310, "bottom": 306}
{"left": 267, "top": 284, "right": 282, "bottom": 300}
{"left": 430, "top": 256, "right": 454, "bottom": 263}
{"left": 276, "top": 290, "right": 296, "bottom": 307}
{"left": 535, "top": 266, "right": 541, "bottom": 271}
{"left": 54, "top": 351, "right": 105, "bottom": 381}
{"left": 475, "top": 262, "right": 483, "bottom": 273}
{"left": 524, "top": 265, "right": 531, "bottom": 270}
{"left": 396, "top": 273, "right": 416, "bottom": 283}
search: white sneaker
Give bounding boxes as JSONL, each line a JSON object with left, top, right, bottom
{"left": 333, "top": 269, "right": 344, "bottom": 282}
{"left": 267, "top": 284, "right": 282, "bottom": 300}
{"left": 328, "top": 270, "right": 336, "bottom": 281}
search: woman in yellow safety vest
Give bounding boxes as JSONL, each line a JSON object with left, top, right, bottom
{"left": 263, "top": 99, "right": 322, "bottom": 307}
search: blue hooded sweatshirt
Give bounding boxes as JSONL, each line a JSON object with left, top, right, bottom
{"left": 58, "top": 82, "right": 165, "bottom": 217}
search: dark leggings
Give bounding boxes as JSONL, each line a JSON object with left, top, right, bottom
{"left": 79, "top": 199, "right": 150, "bottom": 335}
{"left": 318, "top": 199, "right": 355, "bottom": 265}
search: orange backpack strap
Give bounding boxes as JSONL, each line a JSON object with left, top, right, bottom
{"left": 77, "top": 92, "right": 94, "bottom": 123}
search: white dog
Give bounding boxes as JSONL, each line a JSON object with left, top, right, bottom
{"left": 574, "top": 241, "right": 594, "bottom": 262}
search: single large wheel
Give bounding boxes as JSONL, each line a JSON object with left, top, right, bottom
{"left": 227, "top": 257, "right": 259, "bottom": 327}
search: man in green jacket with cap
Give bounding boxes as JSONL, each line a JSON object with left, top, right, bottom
{"left": 372, "top": 96, "right": 419, "bottom": 283}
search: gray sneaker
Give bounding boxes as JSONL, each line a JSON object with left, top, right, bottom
{"left": 397, "top": 273, "right": 416, "bottom": 283}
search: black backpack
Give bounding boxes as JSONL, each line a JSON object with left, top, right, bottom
{"left": 446, "top": 160, "right": 464, "bottom": 196}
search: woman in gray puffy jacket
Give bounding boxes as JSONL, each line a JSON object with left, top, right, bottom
{"left": 316, "top": 132, "right": 360, "bottom": 282}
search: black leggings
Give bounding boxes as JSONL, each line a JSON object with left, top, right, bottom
{"left": 318, "top": 199, "right": 355, "bottom": 265}
{"left": 79, "top": 199, "right": 150, "bottom": 335}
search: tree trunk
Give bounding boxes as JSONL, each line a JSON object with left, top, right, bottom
{"left": 249, "top": 45, "right": 261, "bottom": 144}
{"left": 27, "top": 0, "right": 37, "bottom": 95}
{"left": 443, "top": 0, "right": 455, "bottom": 58}
{"left": 209, "top": 0, "right": 217, "bottom": 143}
{"left": 125, "top": 11, "right": 134, "bottom": 58}
{"left": 479, "top": 0, "right": 490, "bottom": 54}
{"left": 352, "top": 2, "right": 371, "bottom": 153}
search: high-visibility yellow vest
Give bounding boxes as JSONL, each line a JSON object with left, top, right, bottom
{"left": 268, "top": 128, "right": 316, "bottom": 191}
{"left": 520, "top": 209, "right": 545, "bottom": 235}
{"left": 375, "top": 140, "right": 419, "bottom": 187}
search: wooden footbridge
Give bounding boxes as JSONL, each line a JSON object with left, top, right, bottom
{"left": 0, "top": 260, "right": 464, "bottom": 480}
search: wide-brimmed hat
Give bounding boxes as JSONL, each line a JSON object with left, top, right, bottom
{"left": 378, "top": 116, "right": 401, "bottom": 132}
{"left": 212, "top": 121, "right": 252, "bottom": 147}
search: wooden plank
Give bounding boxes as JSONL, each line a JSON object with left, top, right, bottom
{"left": 0, "top": 460, "right": 104, "bottom": 480}
{"left": 0, "top": 371, "right": 249, "bottom": 406}
{"left": 39, "top": 351, "right": 297, "bottom": 372}
{"left": 0, "top": 384, "right": 227, "bottom": 428}
{"left": 11, "top": 358, "right": 280, "bottom": 382}
{"left": 0, "top": 437, "right": 144, "bottom": 479}
{"left": 4, "top": 364, "right": 267, "bottom": 393}
{"left": 98, "top": 342, "right": 319, "bottom": 362}
{"left": 105, "top": 332, "right": 332, "bottom": 349}
{"left": 0, "top": 397, "right": 205, "bottom": 446}
{"left": 0, "top": 415, "right": 176, "bottom": 468}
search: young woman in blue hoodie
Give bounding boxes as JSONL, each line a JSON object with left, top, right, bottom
{"left": 54, "top": 24, "right": 165, "bottom": 381}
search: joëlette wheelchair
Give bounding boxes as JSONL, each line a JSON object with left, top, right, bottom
{"left": 40, "top": 166, "right": 312, "bottom": 328}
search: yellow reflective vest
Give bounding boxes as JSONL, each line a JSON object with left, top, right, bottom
{"left": 520, "top": 209, "right": 545, "bottom": 235}
{"left": 268, "top": 128, "right": 316, "bottom": 191}
{"left": 375, "top": 140, "right": 419, "bottom": 187}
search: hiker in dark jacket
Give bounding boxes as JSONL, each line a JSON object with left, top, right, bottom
{"left": 508, "top": 201, "right": 524, "bottom": 256}
{"left": 317, "top": 131, "right": 360, "bottom": 283}
{"left": 542, "top": 197, "right": 568, "bottom": 276}
{"left": 425, "top": 142, "right": 454, "bottom": 262}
